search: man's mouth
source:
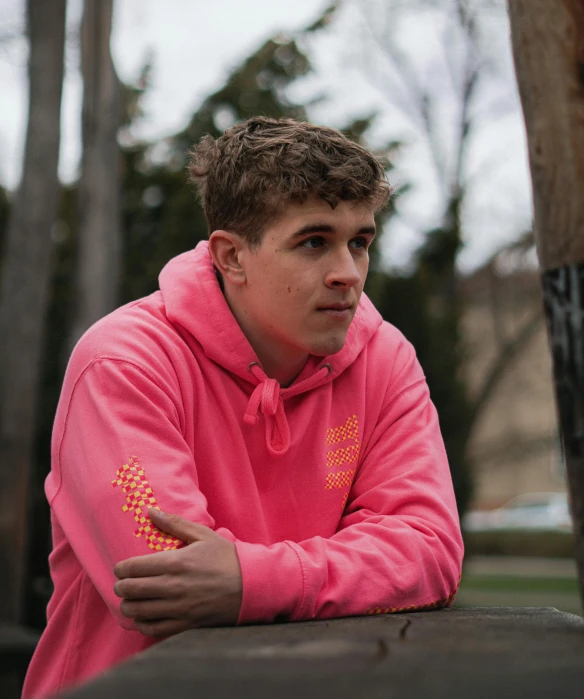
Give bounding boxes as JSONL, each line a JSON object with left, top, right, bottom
{"left": 316, "top": 303, "right": 353, "bottom": 319}
{"left": 317, "top": 303, "right": 352, "bottom": 311}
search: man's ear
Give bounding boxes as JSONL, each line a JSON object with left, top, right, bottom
{"left": 208, "top": 231, "right": 247, "bottom": 285}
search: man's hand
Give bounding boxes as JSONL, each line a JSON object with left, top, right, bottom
{"left": 113, "top": 509, "right": 243, "bottom": 638}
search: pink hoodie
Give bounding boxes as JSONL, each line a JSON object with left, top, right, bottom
{"left": 24, "top": 241, "right": 463, "bottom": 698}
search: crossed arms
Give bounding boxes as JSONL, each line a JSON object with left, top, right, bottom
{"left": 50, "top": 351, "right": 463, "bottom": 636}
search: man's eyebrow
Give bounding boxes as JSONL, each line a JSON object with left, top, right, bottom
{"left": 289, "top": 224, "right": 377, "bottom": 239}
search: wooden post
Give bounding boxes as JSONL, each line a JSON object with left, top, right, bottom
{"left": 508, "top": 0, "right": 584, "bottom": 611}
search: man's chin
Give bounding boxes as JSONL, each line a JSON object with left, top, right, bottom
{"left": 309, "top": 334, "right": 347, "bottom": 358}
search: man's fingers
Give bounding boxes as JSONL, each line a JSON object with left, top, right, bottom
{"left": 134, "top": 618, "right": 190, "bottom": 638}
{"left": 114, "top": 575, "right": 176, "bottom": 600}
{"left": 120, "top": 598, "right": 182, "bottom": 621}
{"left": 113, "top": 511, "right": 216, "bottom": 580}
{"left": 114, "top": 550, "right": 179, "bottom": 580}
{"left": 148, "top": 508, "right": 214, "bottom": 544}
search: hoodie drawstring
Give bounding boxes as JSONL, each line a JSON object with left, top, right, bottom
{"left": 244, "top": 362, "right": 331, "bottom": 457}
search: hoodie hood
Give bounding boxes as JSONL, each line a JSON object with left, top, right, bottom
{"left": 159, "top": 241, "right": 383, "bottom": 455}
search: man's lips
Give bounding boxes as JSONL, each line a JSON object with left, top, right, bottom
{"left": 316, "top": 303, "right": 354, "bottom": 321}
{"left": 317, "top": 303, "right": 352, "bottom": 311}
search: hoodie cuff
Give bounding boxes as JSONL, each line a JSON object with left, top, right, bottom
{"left": 234, "top": 540, "right": 305, "bottom": 624}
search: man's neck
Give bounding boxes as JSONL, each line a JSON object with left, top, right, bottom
{"left": 223, "top": 286, "right": 308, "bottom": 386}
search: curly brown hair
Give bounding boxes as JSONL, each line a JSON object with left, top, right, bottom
{"left": 187, "top": 116, "right": 392, "bottom": 246}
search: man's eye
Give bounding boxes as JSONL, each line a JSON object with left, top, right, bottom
{"left": 301, "top": 237, "right": 324, "bottom": 249}
{"left": 349, "top": 237, "right": 368, "bottom": 249}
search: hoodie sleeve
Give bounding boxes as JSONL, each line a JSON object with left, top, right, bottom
{"left": 234, "top": 342, "right": 464, "bottom": 624}
{"left": 48, "top": 356, "right": 238, "bottom": 630}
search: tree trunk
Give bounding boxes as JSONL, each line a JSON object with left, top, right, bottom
{"left": 0, "top": 0, "right": 66, "bottom": 622}
{"left": 508, "top": 0, "right": 584, "bottom": 612}
{"left": 69, "top": 0, "right": 122, "bottom": 348}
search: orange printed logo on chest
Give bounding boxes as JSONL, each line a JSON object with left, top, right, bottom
{"left": 325, "top": 415, "right": 360, "bottom": 506}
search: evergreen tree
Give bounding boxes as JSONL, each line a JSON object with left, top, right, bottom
{"left": 367, "top": 195, "right": 473, "bottom": 516}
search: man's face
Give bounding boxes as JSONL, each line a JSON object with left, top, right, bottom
{"left": 231, "top": 197, "right": 376, "bottom": 380}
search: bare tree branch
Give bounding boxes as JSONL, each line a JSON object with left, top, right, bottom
{"left": 465, "top": 304, "right": 543, "bottom": 444}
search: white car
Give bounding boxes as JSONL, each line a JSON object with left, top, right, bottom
{"left": 462, "top": 492, "right": 573, "bottom": 532}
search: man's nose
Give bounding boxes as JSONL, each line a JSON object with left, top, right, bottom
{"left": 324, "top": 249, "right": 362, "bottom": 288}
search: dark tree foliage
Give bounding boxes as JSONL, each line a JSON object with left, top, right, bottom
{"left": 366, "top": 196, "right": 473, "bottom": 516}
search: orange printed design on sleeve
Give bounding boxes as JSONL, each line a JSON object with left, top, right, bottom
{"left": 363, "top": 576, "right": 461, "bottom": 615}
{"left": 325, "top": 415, "right": 360, "bottom": 502}
{"left": 111, "top": 455, "right": 182, "bottom": 551}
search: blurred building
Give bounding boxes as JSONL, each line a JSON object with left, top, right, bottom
{"left": 461, "top": 250, "right": 565, "bottom": 511}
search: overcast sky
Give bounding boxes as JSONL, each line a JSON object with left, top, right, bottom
{"left": 0, "top": 0, "right": 533, "bottom": 271}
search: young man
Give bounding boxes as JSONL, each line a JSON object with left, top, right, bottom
{"left": 24, "top": 117, "right": 463, "bottom": 698}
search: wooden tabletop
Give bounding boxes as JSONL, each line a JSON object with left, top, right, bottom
{"left": 63, "top": 607, "right": 584, "bottom": 699}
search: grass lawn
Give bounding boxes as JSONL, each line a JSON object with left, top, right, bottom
{"left": 455, "top": 556, "right": 582, "bottom": 617}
